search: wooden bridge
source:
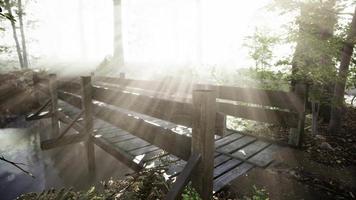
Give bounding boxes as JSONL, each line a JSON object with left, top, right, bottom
{"left": 27, "top": 73, "right": 307, "bottom": 199}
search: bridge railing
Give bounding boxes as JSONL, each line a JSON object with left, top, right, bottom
{"left": 34, "top": 72, "right": 307, "bottom": 199}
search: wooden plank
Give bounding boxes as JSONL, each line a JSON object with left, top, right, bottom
{"left": 217, "top": 102, "right": 299, "bottom": 127}
{"left": 58, "top": 80, "right": 81, "bottom": 94}
{"left": 231, "top": 140, "right": 270, "bottom": 160}
{"left": 144, "top": 154, "right": 180, "bottom": 168}
{"left": 215, "top": 133, "right": 243, "bottom": 148}
{"left": 166, "top": 159, "right": 187, "bottom": 178}
{"left": 95, "top": 129, "right": 129, "bottom": 139}
{"left": 247, "top": 144, "right": 280, "bottom": 167}
{"left": 140, "top": 149, "right": 167, "bottom": 163}
{"left": 26, "top": 99, "right": 51, "bottom": 121}
{"left": 196, "top": 84, "right": 303, "bottom": 111}
{"left": 93, "top": 136, "right": 142, "bottom": 172}
{"left": 191, "top": 89, "right": 216, "bottom": 199}
{"left": 165, "top": 153, "right": 201, "bottom": 200}
{"left": 58, "top": 90, "right": 192, "bottom": 160}
{"left": 26, "top": 111, "right": 51, "bottom": 121}
{"left": 213, "top": 159, "right": 242, "bottom": 178}
{"left": 217, "top": 136, "right": 256, "bottom": 154}
{"left": 114, "top": 137, "right": 150, "bottom": 152}
{"left": 213, "top": 163, "right": 254, "bottom": 192}
{"left": 95, "top": 104, "right": 192, "bottom": 160}
{"left": 94, "top": 76, "right": 187, "bottom": 94}
{"left": 41, "top": 134, "right": 86, "bottom": 150}
{"left": 129, "top": 145, "right": 159, "bottom": 156}
{"left": 92, "top": 85, "right": 193, "bottom": 127}
{"left": 214, "top": 155, "right": 231, "bottom": 167}
{"left": 109, "top": 134, "right": 137, "bottom": 143}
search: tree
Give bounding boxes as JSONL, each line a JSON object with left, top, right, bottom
{"left": 17, "top": 0, "right": 28, "bottom": 68}
{"left": 113, "top": 0, "right": 124, "bottom": 67}
{"left": 244, "top": 28, "right": 279, "bottom": 70}
{"left": 3, "top": 0, "right": 24, "bottom": 68}
{"left": 328, "top": 6, "right": 356, "bottom": 133}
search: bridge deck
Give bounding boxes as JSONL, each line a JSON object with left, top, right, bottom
{"left": 56, "top": 101, "right": 280, "bottom": 193}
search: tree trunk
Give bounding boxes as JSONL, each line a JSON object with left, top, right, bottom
{"left": 4, "top": 0, "right": 24, "bottom": 69}
{"left": 328, "top": 7, "right": 356, "bottom": 134}
{"left": 113, "top": 0, "right": 124, "bottom": 67}
{"left": 317, "top": 0, "right": 337, "bottom": 122}
{"left": 311, "top": 101, "right": 320, "bottom": 135}
{"left": 18, "top": 0, "right": 28, "bottom": 68}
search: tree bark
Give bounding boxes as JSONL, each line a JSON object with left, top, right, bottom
{"left": 328, "top": 6, "right": 356, "bottom": 134}
{"left": 4, "top": 0, "right": 24, "bottom": 69}
{"left": 18, "top": 0, "right": 28, "bottom": 68}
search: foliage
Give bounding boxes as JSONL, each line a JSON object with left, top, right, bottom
{"left": 245, "top": 185, "right": 269, "bottom": 200}
{"left": 182, "top": 184, "right": 201, "bottom": 200}
{"left": 244, "top": 28, "right": 280, "bottom": 70}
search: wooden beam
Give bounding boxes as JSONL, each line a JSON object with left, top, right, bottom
{"left": 41, "top": 133, "right": 86, "bottom": 150}
{"left": 26, "top": 111, "right": 51, "bottom": 121}
{"left": 195, "top": 84, "right": 303, "bottom": 111}
{"left": 191, "top": 89, "right": 216, "bottom": 199}
{"left": 81, "top": 76, "right": 96, "bottom": 177}
{"left": 26, "top": 99, "right": 51, "bottom": 121}
{"left": 49, "top": 74, "right": 59, "bottom": 137}
{"left": 92, "top": 86, "right": 193, "bottom": 127}
{"left": 58, "top": 91, "right": 192, "bottom": 161}
{"left": 165, "top": 153, "right": 201, "bottom": 200}
{"left": 57, "top": 111, "right": 84, "bottom": 132}
{"left": 92, "top": 136, "right": 143, "bottom": 172}
{"left": 217, "top": 102, "right": 299, "bottom": 127}
{"left": 57, "top": 110, "right": 84, "bottom": 139}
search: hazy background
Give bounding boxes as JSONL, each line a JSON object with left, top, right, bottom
{"left": 0, "top": 0, "right": 292, "bottom": 74}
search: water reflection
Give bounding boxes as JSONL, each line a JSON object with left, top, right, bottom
{"left": 0, "top": 118, "right": 132, "bottom": 200}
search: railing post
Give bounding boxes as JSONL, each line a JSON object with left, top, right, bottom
{"left": 191, "top": 89, "right": 216, "bottom": 199}
{"left": 49, "top": 74, "right": 59, "bottom": 137}
{"left": 81, "top": 76, "right": 96, "bottom": 178}
{"left": 289, "top": 83, "right": 308, "bottom": 147}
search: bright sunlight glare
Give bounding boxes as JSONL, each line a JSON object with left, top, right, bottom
{"left": 22, "top": 0, "right": 288, "bottom": 73}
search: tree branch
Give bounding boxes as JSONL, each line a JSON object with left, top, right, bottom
{"left": 0, "top": 156, "right": 35, "bottom": 178}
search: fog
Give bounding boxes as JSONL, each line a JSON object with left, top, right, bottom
{"left": 1, "top": 0, "right": 291, "bottom": 76}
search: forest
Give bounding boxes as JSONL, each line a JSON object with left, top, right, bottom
{"left": 0, "top": 0, "right": 356, "bottom": 199}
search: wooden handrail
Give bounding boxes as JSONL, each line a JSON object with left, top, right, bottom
{"left": 26, "top": 99, "right": 51, "bottom": 120}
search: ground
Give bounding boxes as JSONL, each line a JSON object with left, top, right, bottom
{"left": 226, "top": 107, "right": 356, "bottom": 200}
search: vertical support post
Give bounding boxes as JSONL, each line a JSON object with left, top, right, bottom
{"left": 289, "top": 83, "right": 308, "bottom": 147}
{"left": 215, "top": 112, "right": 226, "bottom": 136}
{"left": 191, "top": 89, "right": 216, "bottom": 199}
{"left": 119, "top": 72, "right": 125, "bottom": 79}
{"left": 49, "top": 74, "right": 59, "bottom": 137}
{"left": 32, "top": 73, "right": 40, "bottom": 107}
{"left": 81, "top": 76, "right": 96, "bottom": 178}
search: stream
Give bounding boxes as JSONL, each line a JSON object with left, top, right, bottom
{"left": 0, "top": 117, "right": 132, "bottom": 200}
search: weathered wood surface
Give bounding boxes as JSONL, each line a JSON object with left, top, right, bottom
{"left": 57, "top": 91, "right": 192, "bottom": 161}
{"left": 58, "top": 82, "right": 226, "bottom": 136}
{"left": 93, "top": 76, "right": 303, "bottom": 111}
{"left": 217, "top": 102, "right": 299, "bottom": 127}
{"left": 56, "top": 101, "right": 281, "bottom": 194}
{"left": 92, "top": 85, "right": 193, "bottom": 127}
{"left": 41, "top": 133, "right": 86, "bottom": 150}
{"left": 165, "top": 153, "right": 201, "bottom": 200}
{"left": 191, "top": 89, "right": 216, "bottom": 199}
{"left": 49, "top": 74, "right": 59, "bottom": 137}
